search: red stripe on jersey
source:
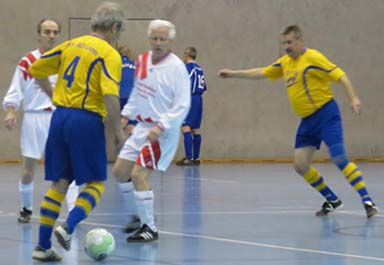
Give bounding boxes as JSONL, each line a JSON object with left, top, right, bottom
{"left": 19, "top": 59, "right": 29, "bottom": 69}
{"left": 134, "top": 58, "right": 140, "bottom": 78}
{"left": 21, "top": 70, "right": 29, "bottom": 80}
{"left": 25, "top": 52, "right": 37, "bottom": 64}
{"left": 144, "top": 117, "right": 153, "bottom": 123}
{"left": 136, "top": 114, "right": 143, "bottom": 122}
{"left": 140, "top": 51, "right": 150, "bottom": 80}
{"left": 19, "top": 60, "right": 32, "bottom": 80}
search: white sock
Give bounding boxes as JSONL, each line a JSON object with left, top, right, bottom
{"left": 19, "top": 182, "right": 33, "bottom": 211}
{"left": 66, "top": 182, "right": 79, "bottom": 212}
{"left": 118, "top": 181, "right": 138, "bottom": 217}
{"left": 134, "top": 190, "right": 156, "bottom": 231}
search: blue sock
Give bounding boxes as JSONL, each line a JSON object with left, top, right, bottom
{"left": 183, "top": 132, "right": 193, "bottom": 160}
{"left": 193, "top": 134, "right": 201, "bottom": 160}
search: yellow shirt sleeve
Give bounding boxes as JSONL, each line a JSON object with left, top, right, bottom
{"left": 262, "top": 58, "right": 283, "bottom": 80}
{"left": 29, "top": 42, "right": 67, "bottom": 79}
{"left": 309, "top": 51, "right": 345, "bottom": 82}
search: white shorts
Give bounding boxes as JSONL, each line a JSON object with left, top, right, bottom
{"left": 118, "top": 122, "right": 179, "bottom": 171}
{"left": 21, "top": 112, "right": 52, "bottom": 159}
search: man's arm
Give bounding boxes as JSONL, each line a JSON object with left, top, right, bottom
{"left": 217, "top": 67, "right": 266, "bottom": 79}
{"left": 104, "top": 94, "right": 125, "bottom": 150}
{"left": 34, "top": 78, "right": 53, "bottom": 98}
{"left": 338, "top": 74, "right": 361, "bottom": 114}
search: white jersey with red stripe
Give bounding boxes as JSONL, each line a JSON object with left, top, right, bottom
{"left": 119, "top": 50, "right": 191, "bottom": 171}
{"left": 121, "top": 50, "right": 191, "bottom": 131}
{"left": 2, "top": 49, "right": 56, "bottom": 112}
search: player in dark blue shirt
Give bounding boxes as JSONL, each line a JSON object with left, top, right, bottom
{"left": 118, "top": 45, "right": 137, "bottom": 136}
{"left": 177, "top": 47, "right": 207, "bottom": 166}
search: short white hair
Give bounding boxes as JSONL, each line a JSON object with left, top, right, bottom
{"left": 147, "top": 19, "right": 176, "bottom": 40}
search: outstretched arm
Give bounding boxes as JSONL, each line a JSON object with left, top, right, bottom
{"left": 217, "top": 67, "right": 266, "bottom": 79}
{"left": 338, "top": 74, "right": 361, "bottom": 114}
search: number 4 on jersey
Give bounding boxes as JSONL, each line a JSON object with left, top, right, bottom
{"left": 63, "top": 56, "right": 80, "bottom": 88}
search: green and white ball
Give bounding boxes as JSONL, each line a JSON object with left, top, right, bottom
{"left": 84, "top": 228, "right": 115, "bottom": 261}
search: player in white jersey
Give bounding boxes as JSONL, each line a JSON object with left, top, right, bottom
{"left": 2, "top": 19, "right": 78, "bottom": 223}
{"left": 113, "top": 19, "right": 191, "bottom": 242}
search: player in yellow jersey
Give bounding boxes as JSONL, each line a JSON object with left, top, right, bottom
{"left": 29, "top": 2, "right": 125, "bottom": 262}
{"left": 218, "top": 24, "right": 378, "bottom": 219}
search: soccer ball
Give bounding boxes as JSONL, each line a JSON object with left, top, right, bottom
{"left": 84, "top": 228, "right": 115, "bottom": 261}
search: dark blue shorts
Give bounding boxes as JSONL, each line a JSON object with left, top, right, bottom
{"left": 120, "top": 97, "right": 128, "bottom": 110}
{"left": 295, "top": 99, "right": 344, "bottom": 150}
{"left": 183, "top": 95, "right": 203, "bottom": 129}
{"left": 44, "top": 107, "right": 107, "bottom": 185}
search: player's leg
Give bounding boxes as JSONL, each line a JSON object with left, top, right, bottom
{"left": 126, "top": 126, "right": 179, "bottom": 242}
{"left": 32, "top": 108, "right": 69, "bottom": 261}
{"left": 176, "top": 125, "right": 193, "bottom": 165}
{"left": 18, "top": 156, "right": 38, "bottom": 223}
{"left": 113, "top": 158, "right": 140, "bottom": 232}
{"left": 294, "top": 146, "right": 342, "bottom": 216}
{"left": 127, "top": 165, "right": 159, "bottom": 242}
{"left": 192, "top": 128, "right": 201, "bottom": 165}
{"left": 177, "top": 102, "right": 195, "bottom": 166}
{"left": 323, "top": 111, "right": 378, "bottom": 218}
{"left": 32, "top": 179, "right": 69, "bottom": 261}
{"left": 19, "top": 112, "right": 41, "bottom": 223}
{"left": 55, "top": 181, "right": 105, "bottom": 251}
{"left": 191, "top": 95, "right": 203, "bottom": 165}
{"left": 294, "top": 106, "right": 343, "bottom": 216}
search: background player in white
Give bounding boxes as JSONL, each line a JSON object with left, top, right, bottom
{"left": 113, "top": 19, "right": 191, "bottom": 242}
{"left": 2, "top": 18, "right": 78, "bottom": 223}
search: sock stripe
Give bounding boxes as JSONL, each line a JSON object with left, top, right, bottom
{"left": 86, "top": 186, "right": 103, "bottom": 199}
{"left": 350, "top": 176, "right": 363, "bottom": 186}
{"left": 311, "top": 177, "right": 323, "bottom": 188}
{"left": 43, "top": 196, "right": 61, "bottom": 207}
{"left": 78, "top": 192, "right": 97, "bottom": 209}
{"left": 40, "top": 208, "right": 60, "bottom": 219}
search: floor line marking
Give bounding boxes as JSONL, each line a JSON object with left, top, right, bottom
{"left": 72, "top": 219, "right": 384, "bottom": 262}
{"left": 1, "top": 213, "right": 382, "bottom": 262}
{"left": 158, "top": 230, "right": 384, "bottom": 262}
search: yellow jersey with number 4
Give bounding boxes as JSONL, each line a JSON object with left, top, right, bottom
{"left": 262, "top": 48, "right": 345, "bottom": 118}
{"left": 30, "top": 34, "right": 121, "bottom": 118}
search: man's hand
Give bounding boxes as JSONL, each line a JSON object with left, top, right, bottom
{"left": 350, "top": 97, "right": 362, "bottom": 115}
{"left": 147, "top": 126, "right": 163, "bottom": 142}
{"left": 217, "top": 68, "right": 233, "bottom": 78}
{"left": 4, "top": 110, "right": 16, "bottom": 130}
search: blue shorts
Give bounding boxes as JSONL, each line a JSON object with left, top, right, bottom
{"left": 183, "top": 95, "right": 203, "bottom": 129}
{"left": 295, "top": 99, "right": 344, "bottom": 150}
{"left": 120, "top": 97, "right": 128, "bottom": 110}
{"left": 120, "top": 97, "right": 138, "bottom": 126}
{"left": 45, "top": 107, "right": 107, "bottom": 185}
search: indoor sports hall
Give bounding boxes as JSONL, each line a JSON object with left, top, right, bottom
{"left": 0, "top": 0, "right": 383, "bottom": 264}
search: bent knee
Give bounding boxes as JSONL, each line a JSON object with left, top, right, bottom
{"left": 21, "top": 171, "right": 34, "bottom": 184}
{"left": 293, "top": 161, "right": 310, "bottom": 176}
{"left": 112, "top": 165, "right": 129, "bottom": 182}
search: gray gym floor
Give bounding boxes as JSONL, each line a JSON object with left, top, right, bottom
{"left": 0, "top": 162, "right": 383, "bottom": 264}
